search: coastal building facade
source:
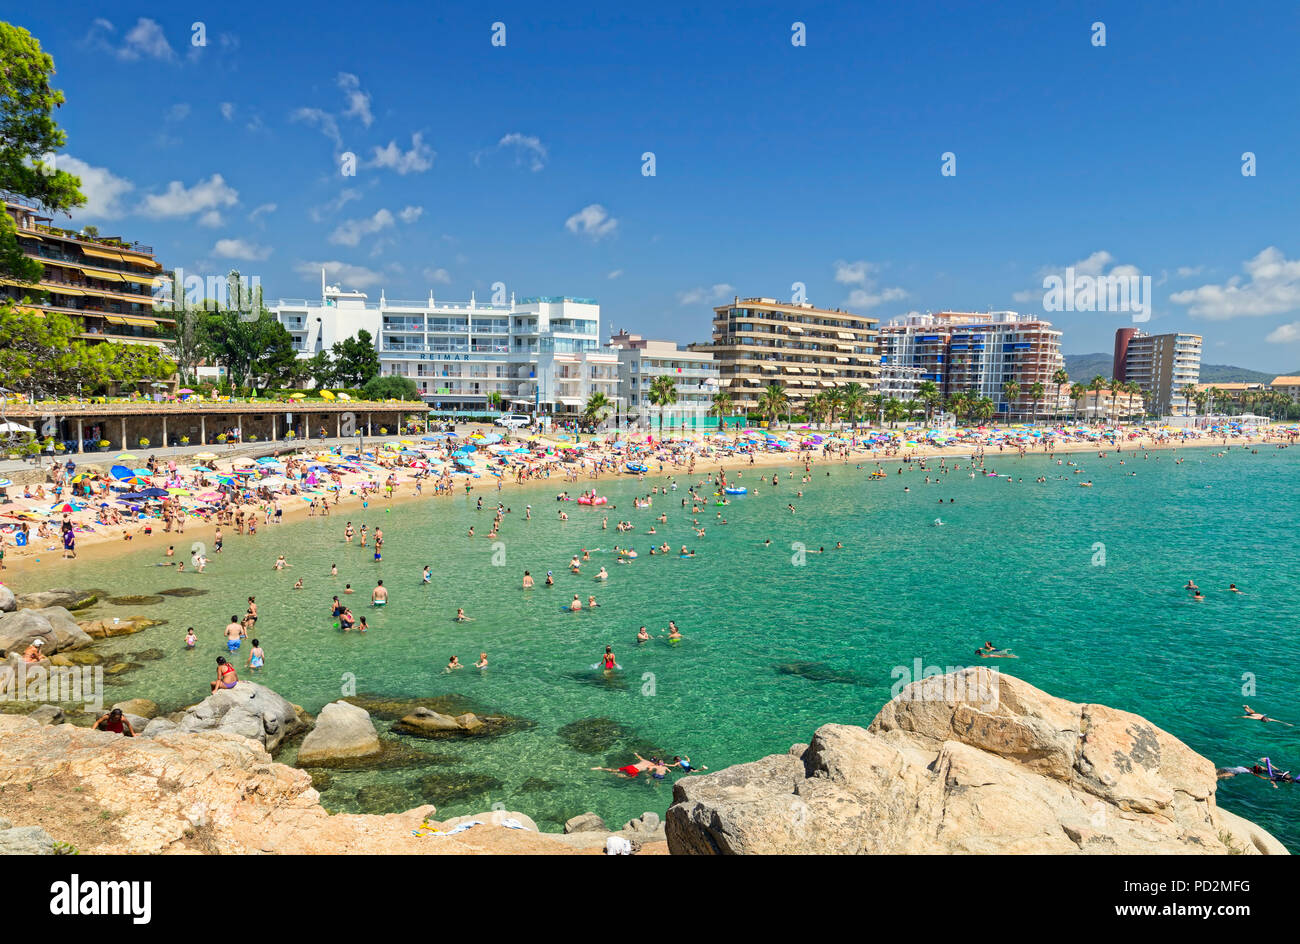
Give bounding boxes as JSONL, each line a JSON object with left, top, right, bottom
{"left": 1, "top": 195, "right": 172, "bottom": 347}
{"left": 690, "top": 296, "right": 880, "bottom": 414}
{"left": 273, "top": 280, "right": 614, "bottom": 416}
{"left": 880, "top": 311, "right": 1066, "bottom": 419}
{"left": 1271, "top": 376, "right": 1300, "bottom": 403}
{"left": 1114, "top": 329, "right": 1202, "bottom": 416}
{"left": 606, "top": 330, "right": 719, "bottom": 429}
{"left": 877, "top": 362, "right": 925, "bottom": 401}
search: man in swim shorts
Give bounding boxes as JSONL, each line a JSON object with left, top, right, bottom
{"left": 225, "top": 616, "right": 244, "bottom": 651}
{"left": 591, "top": 753, "right": 665, "bottom": 779}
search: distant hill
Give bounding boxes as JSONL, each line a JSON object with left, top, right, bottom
{"left": 1063, "top": 353, "right": 1288, "bottom": 385}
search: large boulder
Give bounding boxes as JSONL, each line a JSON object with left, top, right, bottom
{"left": 14, "top": 588, "right": 97, "bottom": 611}
{"left": 168, "top": 681, "right": 306, "bottom": 751}
{"left": 392, "top": 708, "right": 491, "bottom": 738}
{"left": 0, "top": 825, "right": 57, "bottom": 855}
{"left": 25, "top": 607, "right": 93, "bottom": 651}
{"left": 112, "top": 698, "right": 159, "bottom": 720}
{"left": 297, "top": 701, "right": 381, "bottom": 765}
{"left": 0, "top": 585, "right": 15, "bottom": 613}
{"left": 666, "top": 669, "right": 1287, "bottom": 855}
{"left": 77, "top": 616, "right": 159, "bottom": 639}
{"left": 0, "top": 610, "right": 58, "bottom": 655}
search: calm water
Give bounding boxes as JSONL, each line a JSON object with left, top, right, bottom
{"left": 23, "top": 444, "right": 1300, "bottom": 844}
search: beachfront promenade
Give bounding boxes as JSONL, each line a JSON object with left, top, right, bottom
{"left": 0, "top": 399, "right": 431, "bottom": 459}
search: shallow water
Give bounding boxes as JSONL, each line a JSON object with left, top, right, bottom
{"left": 25, "top": 444, "right": 1300, "bottom": 844}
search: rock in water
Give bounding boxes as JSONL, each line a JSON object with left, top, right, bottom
{"left": 665, "top": 668, "right": 1288, "bottom": 855}
{"left": 0, "top": 611, "right": 58, "bottom": 654}
{"left": 564, "top": 813, "right": 607, "bottom": 834}
{"left": 14, "top": 588, "right": 97, "bottom": 611}
{"left": 160, "top": 681, "right": 306, "bottom": 751}
{"left": 297, "top": 701, "right": 381, "bottom": 765}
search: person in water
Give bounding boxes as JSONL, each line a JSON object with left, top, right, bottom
{"left": 475, "top": 652, "right": 488, "bottom": 669}
{"left": 670, "top": 755, "right": 707, "bottom": 772}
{"left": 591, "top": 753, "right": 667, "bottom": 779}
{"left": 446, "top": 655, "right": 463, "bottom": 671}
{"left": 92, "top": 708, "right": 136, "bottom": 737}
{"left": 246, "top": 639, "right": 265, "bottom": 672}
{"left": 1242, "top": 705, "right": 1293, "bottom": 725}
{"left": 601, "top": 645, "right": 617, "bottom": 670}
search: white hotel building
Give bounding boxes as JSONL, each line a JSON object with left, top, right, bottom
{"left": 606, "top": 330, "right": 720, "bottom": 429}
{"left": 273, "top": 279, "right": 619, "bottom": 416}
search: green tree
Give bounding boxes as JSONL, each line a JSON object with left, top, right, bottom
{"left": 331, "top": 329, "right": 380, "bottom": 388}
{"left": 917, "top": 379, "right": 940, "bottom": 424}
{"left": 305, "top": 349, "right": 335, "bottom": 388}
{"left": 1089, "top": 375, "right": 1106, "bottom": 423}
{"left": 583, "top": 391, "right": 612, "bottom": 427}
{"left": 710, "top": 391, "right": 733, "bottom": 429}
{"left": 1002, "top": 380, "right": 1020, "bottom": 420}
{"left": 757, "top": 383, "right": 788, "bottom": 429}
{"left": 0, "top": 22, "right": 86, "bottom": 284}
{"left": 1069, "top": 382, "right": 1086, "bottom": 423}
{"left": 838, "top": 382, "right": 866, "bottom": 430}
{"left": 648, "top": 375, "right": 678, "bottom": 438}
{"left": 362, "top": 374, "right": 419, "bottom": 400}
{"left": 1029, "top": 381, "right": 1045, "bottom": 424}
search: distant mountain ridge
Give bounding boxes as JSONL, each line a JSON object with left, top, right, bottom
{"left": 1063, "top": 353, "right": 1290, "bottom": 385}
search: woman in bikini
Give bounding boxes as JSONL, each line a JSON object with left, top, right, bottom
{"left": 211, "top": 656, "right": 238, "bottom": 693}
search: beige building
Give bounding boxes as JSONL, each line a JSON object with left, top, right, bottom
{"left": 690, "top": 296, "right": 879, "bottom": 413}
{"left": 1068, "top": 385, "right": 1145, "bottom": 423}
{"left": 2, "top": 196, "right": 171, "bottom": 346}
{"left": 1271, "top": 376, "right": 1300, "bottom": 403}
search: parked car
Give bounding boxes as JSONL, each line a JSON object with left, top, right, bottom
{"left": 493, "top": 413, "right": 533, "bottom": 429}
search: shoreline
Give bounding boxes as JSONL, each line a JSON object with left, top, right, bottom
{"left": 0, "top": 430, "right": 1275, "bottom": 584}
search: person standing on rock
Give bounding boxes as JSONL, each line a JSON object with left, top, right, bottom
{"left": 211, "top": 656, "right": 238, "bottom": 693}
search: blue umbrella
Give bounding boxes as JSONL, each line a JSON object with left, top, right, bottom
{"left": 110, "top": 464, "right": 134, "bottom": 480}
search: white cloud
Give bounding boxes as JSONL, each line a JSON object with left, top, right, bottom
{"left": 197, "top": 210, "right": 224, "bottom": 228}
{"left": 1170, "top": 248, "right": 1300, "bottom": 320}
{"left": 219, "top": 102, "right": 235, "bottom": 121}
{"left": 329, "top": 208, "right": 396, "bottom": 247}
{"left": 308, "top": 188, "right": 361, "bottom": 223}
{"left": 422, "top": 267, "right": 452, "bottom": 285}
{"left": 213, "top": 238, "right": 272, "bottom": 261}
{"left": 833, "top": 259, "right": 906, "bottom": 308}
{"left": 1012, "top": 250, "right": 1142, "bottom": 304}
{"left": 398, "top": 205, "right": 424, "bottom": 224}
{"left": 369, "top": 133, "right": 435, "bottom": 174}
{"left": 164, "top": 103, "right": 190, "bottom": 122}
{"left": 248, "top": 202, "right": 277, "bottom": 222}
{"left": 58, "top": 155, "right": 134, "bottom": 219}
{"left": 296, "top": 260, "right": 385, "bottom": 289}
{"left": 677, "top": 283, "right": 733, "bottom": 306}
{"left": 336, "top": 72, "right": 373, "bottom": 127}
{"left": 291, "top": 107, "right": 342, "bottom": 149}
{"left": 1176, "top": 266, "right": 1203, "bottom": 278}
{"left": 1266, "top": 321, "right": 1300, "bottom": 344}
{"left": 85, "top": 18, "right": 176, "bottom": 62}
{"left": 479, "top": 132, "right": 547, "bottom": 171}
{"left": 607, "top": 269, "right": 623, "bottom": 280}
{"left": 565, "top": 203, "right": 617, "bottom": 241}
{"left": 138, "top": 174, "right": 239, "bottom": 219}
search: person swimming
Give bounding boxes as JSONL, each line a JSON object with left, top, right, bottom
{"left": 1242, "top": 705, "right": 1293, "bottom": 726}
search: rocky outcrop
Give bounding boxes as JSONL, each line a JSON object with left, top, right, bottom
{"left": 564, "top": 813, "right": 607, "bottom": 834}
{"left": 77, "top": 616, "right": 159, "bottom": 639}
{"left": 144, "top": 681, "right": 306, "bottom": 751}
{"left": 0, "top": 715, "right": 652, "bottom": 854}
{"left": 0, "top": 610, "right": 59, "bottom": 655}
{"left": 112, "top": 698, "right": 159, "bottom": 720}
{"left": 15, "top": 588, "right": 97, "bottom": 611}
{"left": 666, "top": 669, "right": 1287, "bottom": 855}
{"left": 297, "top": 701, "right": 381, "bottom": 765}
{"left": 391, "top": 708, "right": 502, "bottom": 738}
{"left": 26, "top": 607, "right": 93, "bottom": 651}
{"left": 0, "top": 818, "right": 57, "bottom": 855}
{"left": 0, "top": 586, "right": 15, "bottom": 613}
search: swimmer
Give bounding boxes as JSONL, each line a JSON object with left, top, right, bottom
{"left": 455, "top": 608, "right": 473, "bottom": 622}
{"left": 587, "top": 595, "right": 599, "bottom": 608}
{"left": 670, "top": 755, "right": 708, "bottom": 773}
{"left": 446, "top": 655, "right": 463, "bottom": 671}
{"left": 1184, "top": 579, "right": 1199, "bottom": 591}
{"left": 522, "top": 570, "right": 534, "bottom": 589}
{"left": 185, "top": 627, "right": 197, "bottom": 649}
{"left": 636, "top": 626, "right": 651, "bottom": 643}
{"left": 1242, "top": 705, "right": 1293, "bottom": 726}
{"left": 371, "top": 580, "right": 387, "bottom": 606}
{"left": 475, "top": 652, "right": 488, "bottom": 669}
{"left": 591, "top": 753, "right": 665, "bottom": 779}
{"left": 293, "top": 577, "right": 304, "bottom": 590}
{"left": 569, "top": 594, "right": 582, "bottom": 612}
{"left": 1228, "top": 583, "right": 1244, "bottom": 594}
{"left": 595, "top": 566, "right": 608, "bottom": 581}
{"left": 422, "top": 566, "right": 432, "bottom": 584}
{"left": 246, "top": 638, "right": 265, "bottom": 672}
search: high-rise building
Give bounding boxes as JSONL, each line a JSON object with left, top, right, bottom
{"left": 606, "top": 330, "right": 719, "bottom": 429}
{"left": 1114, "top": 329, "right": 1201, "bottom": 416}
{"left": 1, "top": 195, "right": 172, "bottom": 346}
{"left": 690, "top": 296, "right": 879, "bottom": 413}
{"left": 880, "top": 311, "right": 1065, "bottom": 419}
{"left": 273, "top": 279, "right": 618, "bottom": 416}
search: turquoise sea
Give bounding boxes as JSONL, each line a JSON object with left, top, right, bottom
{"left": 19, "top": 443, "right": 1300, "bottom": 846}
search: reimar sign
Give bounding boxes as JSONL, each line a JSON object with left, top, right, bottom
{"left": 1042, "top": 266, "right": 1151, "bottom": 323}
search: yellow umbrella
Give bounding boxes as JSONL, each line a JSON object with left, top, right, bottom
{"left": 194, "top": 452, "right": 218, "bottom": 461}
{"left": 290, "top": 393, "right": 307, "bottom": 400}
{"left": 320, "top": 389, "right": 336, "bottom": 400}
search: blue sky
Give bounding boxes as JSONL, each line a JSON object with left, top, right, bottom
{"left": 13, "top": 1, "right": 1300, "bottom": 368}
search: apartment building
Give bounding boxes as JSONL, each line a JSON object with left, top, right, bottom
{"left": 2, "top": 194, "right": 172, "bottom": 346}
{"left": 1113, "top": 329, "right": 1202, "bottom": 416}
{"left": 880, "top": 311, "right": 1066, "bottom": 419}
{"left": 606, "top": 330, "right": 719, "bottom": 428}
{"left": 689, "top": 296, "right": 879, "bottom": 413}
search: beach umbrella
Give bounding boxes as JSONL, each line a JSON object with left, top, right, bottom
{"left": 167, "top": 488, "right": 191, "bottom": 496}
{"left": 194, "top": 452, "right": 218, "bottom": 461}
{"left": 191, "top": 466, "right": 213, "bottom": 473}
{"left": 140, "top": 488, "right": 168, "bottom": 498}
{"left": 232, "top": 458, "right": 257, "bottom": 467}
{"left": 198, "top": 492, "right": 221, "bottom": 501}
{"left": 116, "top": 453, "right": 138, "bottom": 462}
{"left": 50, "top": 502, "right": 82, "bottom": 513}
{"left": 0, "top": 478, "right": 11, "bottom": 487}
{"left": 336, "top": 392, "right": 351, "bottom": 401}
{"left": 0, "top": 421, "right": 35, "bottom": 434}
{"left": 319, "top": 389, "right": 336, "bottom": 400}
{"left": 290, "top": 393, "right": 307, "bottom": 400}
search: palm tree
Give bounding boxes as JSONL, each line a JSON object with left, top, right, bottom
{"left": 583, "top": 391, "right": 612, "bottom": 428}
{"left": 973, "top": 396, "right": 995, "bottom": 424}
{"left": 757, "top": 383, "right": 788, "bottom": 429}
{"left": 903, "top": 399, "right": 923, "bottom": 425}
{"left": 1089, "top": 375, "right": 1106, "bottom": 424}
{"left": 825, "top": 386, "right": 844, "bottom": 428}
{"left": 1002, "top": 380, "right": 1020, "bottom": 421}
{"left": 1181, "top": 383, "right": 1200, "bottom": 417}
{"left": 647, "top": 375, "right": 678, "bottom": 439}
{"left": 1107, "top": 377, "right": 1121, "bottom": 425}
{"left": 884, "top": 398, "right": 905, "bottom": 427}
{"left": 806, "top": 391, "right": 830, "bottom": 426}
{"left": 1124, "top": 381, "right": 1143, "bottom": 421}
{"left": 918, "top": 379, "right": 939, "bottom": 424}
{"left": 839, "top": 382, "right": 866, "bottom": 430}
{"left": 1029, "top": 381, "right": 1045, "bottom": 425}
{"left": 711, "top": 391, "right": 733, "bottom": 430}
{"left": 947, "top": 391, "right": 969, "bottom": 426}
{"left": 1069, "top": 383, "right": 1086, "bottom": 424}
{"left": 868, "top": 392, "right": 887, "bottom": 429}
